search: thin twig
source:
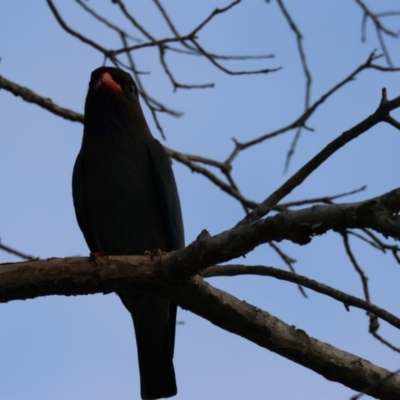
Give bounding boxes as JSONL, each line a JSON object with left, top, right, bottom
{"left": 201, "top": 264, "right": 400, "bottom": 331}
{"left": 0, "top": 240, "right": 37, "bottom": 261}
{"left": 269, "top": 242, "right": 306, "bottom": 297}
{"left": 276, "top": 0, "right": 312, "bottom": 169}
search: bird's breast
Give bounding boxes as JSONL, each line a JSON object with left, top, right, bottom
{"left": 80, "top": 136, "right": 169, "bottom": 255}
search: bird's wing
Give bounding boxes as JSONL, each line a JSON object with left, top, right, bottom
{"left": 72, "top": 151, "right": 96, "bottom": 251}
{"left": 148, "top": 139, "right": 185, "bottom": 252}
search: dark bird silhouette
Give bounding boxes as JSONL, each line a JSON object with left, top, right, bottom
{"left": 72, "top": 66, "right": 184, "bottom": 399}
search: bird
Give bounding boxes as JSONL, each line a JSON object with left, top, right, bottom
{"left": 72, "top": 66, "right": 184, "bottom": 399}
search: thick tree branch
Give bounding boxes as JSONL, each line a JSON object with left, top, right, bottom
{"left": 172, "top": 277, "right": 400, "bottom": 400}
{"left": 1, "top": 257, "right": 399, "bottom": 399}
{"left": 2, "top": 187, "right": 400, "bottom": 303}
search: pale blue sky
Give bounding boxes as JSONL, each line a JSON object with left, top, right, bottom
{"left": 1, "top": 1, "right": 400, "bottom": 399}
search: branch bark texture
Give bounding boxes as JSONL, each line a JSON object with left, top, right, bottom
{"left": 1, "top": 256, "right": 400, "bottom": 399}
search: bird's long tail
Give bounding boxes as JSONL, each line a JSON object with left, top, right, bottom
{"left": 119, "top": 293, "right": 177, "bottom": 400}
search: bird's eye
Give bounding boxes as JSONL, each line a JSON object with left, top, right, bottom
{"left": 127, "top": 84, "right": 136, "bottom": 94}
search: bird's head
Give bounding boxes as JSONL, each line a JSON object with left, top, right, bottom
{"left": 89, "top": 67, "right": 138, "bottom": 97}
{"left": 84, "top": 67, "right": 150, "bottom": 136}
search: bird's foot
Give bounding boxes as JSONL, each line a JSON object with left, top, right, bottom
{"left": 144, "top": 248, "right": 165, "bottom": 260}
{"left": 89, "top": 251, "right": 108, "bottom": 275}
{"left": 90, "top": 251, "right": 108, "bottom": 260}
{"left": 90, "top": 251, "right": 108, "bottom": 266}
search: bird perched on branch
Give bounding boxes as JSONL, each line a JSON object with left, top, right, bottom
{"left": 72, "top": 66, "right": 184, "bottom": 399}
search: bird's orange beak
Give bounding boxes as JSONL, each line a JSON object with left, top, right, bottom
{"left": 93, "top": 72, "right": 122, "bottom": 93}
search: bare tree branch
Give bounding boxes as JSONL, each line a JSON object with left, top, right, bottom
{"left": 276, "top": 186, "right": 367, "bottom": 211}
{"left": 1, "top": 257, "right": 400, "bottom": 399}
{"left": 225, "top": 51, "right": 400, "bottom": 169}
{"left": 355, "top": 0, "right": 400, "bottom": 67}
{"left": 0, "top": 239, "right": 37, "bottom": 261}
{"left": 268, "top": 241, "right": 306, "bottom": 297}
{"left": 46, "top": 0, "right": 112, "bottom": 56}
{"left": 201, "top": 264, "right": 400, "bottom": 331}
{"left": 275, "top": 0, "right": 312, "bottom": 169}
{"left": 0, "top": 74, "right": 83, "bottom": 123}
{"left": 76, "top": 0, "right": 141, "bottom": 43}
{"left": 238, "top": 87, "right": 400, "bottom": 226}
